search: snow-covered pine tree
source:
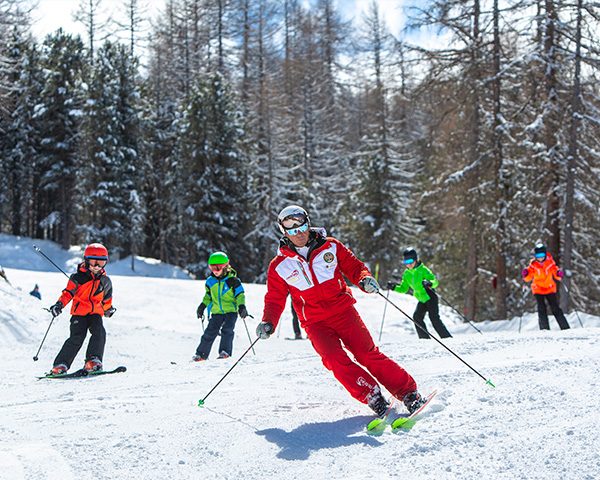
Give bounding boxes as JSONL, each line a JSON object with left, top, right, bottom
{"left": 33, "top": 29, "right": 85, "bottom": 248}
{"left": 178, "top": 73, "right": 248, "bottom": 276}
{"left": 77, "top": 41, "right": 141, "bottom": 258}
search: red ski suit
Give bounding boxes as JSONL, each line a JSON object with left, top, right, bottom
{"left": 262, "top": 231, "right": 417, "bottom": 404}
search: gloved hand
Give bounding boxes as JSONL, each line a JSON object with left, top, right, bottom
{"left": 49, "top": 301, "right": 63, "bottom": 317}
{"left": 422, "top": 280, "right": 433, "bottom": 289}
{"left": 238, "top": 305, "right": 248, "bottom": 319}
{"left": 386, "top": 281, "right": 397, "bottom": 290}
{"left": 196, "top": 304, "right": 206, "bottom": 319}
{"left": 256, "top": 322, "right": 274, "bottom": 339}
{"left": 521, "top": 268, "right": 529, "bottom": 279}
{"left": 104, "top": 307, "right": 116, "bottom": 318}
{"left": 556, "top": 270, "right": 564, "bottom": 279}
{"left": 360, "top": 276, "right": 380, "bottom": 294}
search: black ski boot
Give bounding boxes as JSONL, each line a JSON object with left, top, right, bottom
{"left": 367, "top": 387, "right": 391, "bottom": 419}
{"left": 403, "top": 391, "right": 426, "bottom": 415}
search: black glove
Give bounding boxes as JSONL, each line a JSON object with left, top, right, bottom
{"left": 386, "top": 281, "right": 397, "bottom": 290}
{"left": 49, "top": 301, "right": 63, "bottom": 317}
{"left": 104, "top": 307, "right": 116, "bottom": 318}
{"left": 196, "top": 304, "right": 206, "bottom": 319}
{"left": 238, "top": 305, "right": 248, "bottom": 319}
{"left": 422, "top": 280, "right": 433, "bottom": 289}
{"left": 256, "top": 322, "right": 274, "bottom": 339}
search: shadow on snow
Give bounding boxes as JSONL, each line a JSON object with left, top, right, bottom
{"left": 256, "top": 415, "right": 382, "bottom": 460}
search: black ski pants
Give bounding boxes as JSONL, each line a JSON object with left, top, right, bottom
{"left": 195, "top": 312, "right": 237, "bottom": 359}
{"left": 535, "top": 293, "right": 570, "bottom": 330}
{"left": 54, "top": 314, "right": 106, "bottom": 368}
{"left": 413, "top": 292, "right": 452, "bottom": 339}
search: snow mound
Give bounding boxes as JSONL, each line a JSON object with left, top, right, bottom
{"left": 0, "top": 280, "right": 45, "bottom": 347}
{"left": 0, "top": 234, "right": 192, "bottom": 279}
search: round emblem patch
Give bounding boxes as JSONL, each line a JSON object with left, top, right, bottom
{"left": 323, "top": 252, "right": 334, "bottom": 263}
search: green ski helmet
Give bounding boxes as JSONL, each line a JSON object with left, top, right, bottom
{"left": 208, "top": 251, "right": 229, "bottom": 266}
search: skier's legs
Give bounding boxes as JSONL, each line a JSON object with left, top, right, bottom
{"left": 336, "top": 307, "right": 418, "bottom": 401}
{"left": 426, "top": 293, "right": 452, "bottom": 338}
{"left": 217, "top": 312, "right": 237, "bottom": 355}
{"left": 546, "top": 293, "right": 570, "bottom": 330}
{"left": 195, "top": 315, "right": 225, "bottom": 359}
{"left": 85, "top": 314, "right": 106, "bottom": 361}
{"left": 413, "top": 302, "right": 431, "bottom": 339}
{"left": 304, "top": 319, "right": 379, "bottom": 404}
{"left": 53, "top": 315, "right": 89, "bottom": 368}
{"left": 535, "top": 294, "right": 550, "bottom": 330}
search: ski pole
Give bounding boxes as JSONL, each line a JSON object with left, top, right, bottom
{"left": 198, "top": 336, "right": 261, "bottom": 406}
{"left": 560, "top": 281, "right": 584, "bottom": 328}
{"left": 242, "top": 314, "right": 256, "bottom": 355}
{"left": 378, "top": 289, "right": 390, "bottom": 342}
{"left": 33, "top": 245, "right": 69, "bottom": 279}
{"left": 437, "top": 291, "right": 483, "bottom": 335}
{"left": 33, "top": 309, "right": 56, "bottom": 361}
{"left": 377, "top": 291, "right": 495, "bottom": 388}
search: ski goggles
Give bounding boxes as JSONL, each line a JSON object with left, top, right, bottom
{"left": 209, "top": 264, "right": 228, "bottom": 272}
{"left": 284, "top": 222, "right": 309, "bottom": 236}
{"left": 87, "top": 259, "right": 107, "bottom": 267}
{"left": 534, "top": 252, "right": 546, "bottom": 259}
{"left": 403, "top": 258, "right": 416, "bottom": 265}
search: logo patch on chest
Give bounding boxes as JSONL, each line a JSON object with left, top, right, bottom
{"left": 286, "top": 270, "right": 300, "bottom": 283}
{"left": 323, "top": 252, "right": 334, "bottom": 263}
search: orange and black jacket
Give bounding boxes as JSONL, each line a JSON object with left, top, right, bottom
{"left": 57, "top": 263, "right": 113, "bottom": 316}
{"left": 523, "top": 254, "right": 561, "bottom": 295}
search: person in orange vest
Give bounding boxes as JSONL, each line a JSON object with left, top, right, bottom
{"left": 522, "top": 243, "right": 570, "bottom": 331}
{"left": 48, "top": 243, "right": 116, "bottom": 375}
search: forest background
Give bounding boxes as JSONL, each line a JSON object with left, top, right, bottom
{"left": 0, "top": 0, "right": 598, "bottom": 320}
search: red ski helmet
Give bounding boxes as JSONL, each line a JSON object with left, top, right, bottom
{"left": 84, "top": 243, "right": 109, "bottom": 262}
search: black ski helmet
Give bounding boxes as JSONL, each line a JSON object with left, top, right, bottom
{"left": 403, "top": 247, "right": 418, "bottom": 263}
{"left": 534, "top": 243, "right": 546, "bottom": 257}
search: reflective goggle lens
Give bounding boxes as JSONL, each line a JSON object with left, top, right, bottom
{"left": 403, "top": 258, "right": 415, "bottom": 265}
{"left": 88, "top": 259, "right": 106, "bottom": 267}
{"left": 285, "top": 222, "right": 309, "bottom": 236}
{"left": 209, "top": 264, "right": 227, "bottom": 272}
{"left": 534, "top": 253, "right": 546, "bottom": 258}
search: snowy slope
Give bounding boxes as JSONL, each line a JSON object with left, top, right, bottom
{"left": 1, "top": 264, "right": 599, "bottom": 480}
{"left": 0, "top": 234, "right": 192, "bottom": 279}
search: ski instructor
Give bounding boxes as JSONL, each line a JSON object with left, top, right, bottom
{"left": 255, "top": 205, "right": 427, "bottom": 418}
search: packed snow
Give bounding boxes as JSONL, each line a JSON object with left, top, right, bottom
{"left": 0, "top": 236, "right": 599, "bottom": 480}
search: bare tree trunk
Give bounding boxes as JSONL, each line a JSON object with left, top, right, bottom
{"left": 492, "top": 0, "right": 508, "bottom": 319}
{"left": 561, "top": 0, "right": 582, "bottom": 311}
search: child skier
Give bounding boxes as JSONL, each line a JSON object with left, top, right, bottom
{"left": 522, "top": 243, "right": 570, "bottom": 330}
{"left": 193, "top": 252, "right": 249, "bottom": 361}
{"left": 48, "top": 243, "right": 116, "bottom": 375}
{"left": 388, "top": 248, "right": 452, "bottom": 339}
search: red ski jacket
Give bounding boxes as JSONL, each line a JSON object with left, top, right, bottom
{"left": 262, "top": 231, "right": 371, "bottom": 328}
{"left": 57, "top": 263, "right": 113, "bottom": 316}
{"left": 523, "top": 254, "right": 561, "bottom": 295}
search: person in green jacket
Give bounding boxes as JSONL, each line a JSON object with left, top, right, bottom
{"left": 388, "top": 248, "right": 452, "bottom": 339}
{"left": 193, "top": 251, "right": 249, "bottom": 361}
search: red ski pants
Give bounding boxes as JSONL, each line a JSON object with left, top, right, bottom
{"left": 303, "top": 306, "right": 417, "bottom": 404}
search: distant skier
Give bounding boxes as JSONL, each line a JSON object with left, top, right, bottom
{"left": 30, "top": 284, "right": 41, "bottom": 300}
{"left": 387, "top": 248, "right": 452, "bottom": 339}
{"left": 255, "top": 205, "right": 427, "bottom": 419}
{"left": 193, "top": 252, "right": 249, "bottom": 361}
{"left": 48, "top": 243, "right": 116, "bottom": 375}
{"left": 0, "top": 264, "right": 10, "bottom": 285}
{"left": 522, "top": 243, "right": 570, "bottom": 330}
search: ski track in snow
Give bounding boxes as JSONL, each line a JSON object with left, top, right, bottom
{"left": 1, "top": 266, "right": 599, "bottom": 480}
